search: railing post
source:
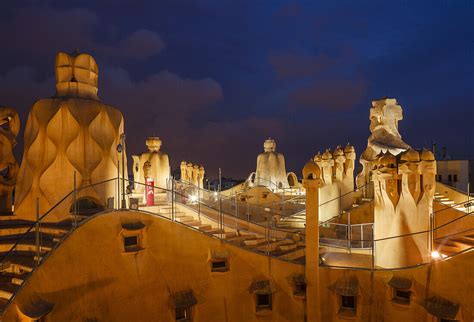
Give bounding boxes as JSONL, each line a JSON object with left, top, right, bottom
{"left": 429, "top": 210, "right": 435, "bottom": 260}
{"left": 219, "top": 192, "right": 222, "bottom": 232}
{"left": 73, "top": 171, "right": 77, "bottom": 228}
{"left": 35, "top": 198, "right": 40, "bottom": 266}
{"left": 371, "top": 225, "right": 375, "bottom": 270}
{"left": 347, "top": 212, "right": 351, "bottom": 252}
{"left": 234, "top": 194, "right": 237, "bottom": 218}
{"left": 117, "top": 160, "right": 120, "bottom": 210}
{"left": 171, "top": 179, "right": 175, "bottom": 222}
{"left": 120, "top": 133, "right": 127, "bottom": 210}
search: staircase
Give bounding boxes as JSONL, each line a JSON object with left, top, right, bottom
{"left": 138, "top": 192, "right": 306, "bottom": 264}
{"left": 0, "top": 217, "right": 84, "bottom": 313}
{"left": 434, "top": 191, "right": 472, "bottom": 213}
{"left": 433, "top": 190, "right": 473, "bottom": 257}
{"left": 434, "top": 231, "right": 474, "bottom": 257}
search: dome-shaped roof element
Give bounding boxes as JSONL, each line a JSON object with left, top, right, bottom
{"left": 400, "top": 148, "right": 420, "bottom": 162}
{"left": 420, "top": 149, "right": 435, "bottom": 161}
{"left": 302, "top": 159, "right": 321, "bottom": 180}
{"left": 313, "top": 152, "right": 322, "bottom": 163}
{"left": 322, "top": 149, "right": 333, "bottom": 160}
{"left": 378, "top": 153, "right": 397, "bottom": 168}
{"left": 333, "top": 146, "right": 344, "bottom": 157}
{"left": 344, "top": 143, "right": 355, "bottom": 154}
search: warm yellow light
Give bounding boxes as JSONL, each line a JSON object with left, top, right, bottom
{"left": 431, "top": 251, "right": 441, "bottom": 259}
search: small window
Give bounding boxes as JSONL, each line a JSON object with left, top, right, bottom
{"left": 256, "top": 293, "right": 272, "bottom": 311}
{"left": 453, "top": 174, "right": 458, "bottom": 182}
{"left": 124, "top": 235, "right": 139, "bottom": 250}
{"left": 341, "top": 295, "right": 356, "bottom": 311}
{"left": 293, "top": 282, "right": 306, "bottom": 297}
{"left": 393, "top": 289, "right": 411, "bottom": 305}
{"left": 175, "top": 307, "right": 192, "bottom": 321}
{"left": 210, "top": 259, "right": 229, "bottom": 272}
{"left": 448, "top": 175, "right": 452, "bottom": 182}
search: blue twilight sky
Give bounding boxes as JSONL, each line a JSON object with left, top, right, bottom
{"left": 0, "top": 0, "right": 472, "bottom": 178}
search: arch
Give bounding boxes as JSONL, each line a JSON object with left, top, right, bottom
{"left": 287, "top": 172, "right": 299, "bottom": 187}
{"left": 70, "top": 197, "right": 105, "bottom": 216}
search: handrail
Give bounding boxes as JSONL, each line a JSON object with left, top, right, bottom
{"left": 132, "top": 178, "right": 473, "bottom": 243}
{"left": 131, "top": 179, "right": 306, "bottom": 236}
{"left": 321, "top": 246, "right": 474, "bottom": 271}
{"left": 0, "top": 177, "right": 117, "bottom": 262}
{"left": 1, "top": 174, "right": 472, "bottom": 277}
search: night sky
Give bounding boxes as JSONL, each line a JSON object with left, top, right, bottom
{"left": 0, "top": 0, "right": 472, "bottom": 179}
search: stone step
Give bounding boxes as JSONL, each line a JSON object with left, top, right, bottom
{"left": 225, "top": 234, "right": 255, "bottom": 243}
{"left": 453, "top": 235, "right": 474, "bottom": 244}
{"left": 0, "top": 253, "right": 35, "bottom": 274}
{"left": 278, "top": 242, "right": 297, "bottom": 251}
{"left": 0, "top": 226, "right": 68, "bottom": 237}
{"left": 186, "top": 220, "right": 203, "bottom": 227}
{"left": 273, "top": 247, "right": 306, "bottom": 261}
{"left": 437, "top": 249, "right": 457, "bottom": 257}
{"left": 255, "top": 239, "right": 290, "bottom": 252}
{"left": 209, "top": 229, "right": 226, "bottom": 235}
{"left": 174, "top": 212, "right": 188, "bottom": 218}
{"left": 198, "top": 225, "right": 213, "bottom": 232}
{"left": 243, "top": 238, "right": 267, "bottom": 246}
{"left": 176, "top": 216, "right": 194, "bottom": 223}
{"left": 223, "top": 231, "right": 237, "bottom": 239}
{"left": 435, "top": 243, "right": 459, "bottom": 253}
{"left": 0, "top": 287, "right": 14, "bottom": 301}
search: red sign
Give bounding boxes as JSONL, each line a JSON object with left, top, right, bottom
{"left": 146, "top": 177, "right": 154, "bottom": 206}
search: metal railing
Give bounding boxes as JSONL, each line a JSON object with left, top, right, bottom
{"left": 2, "top": 174, "right": 472, "bottom": 290}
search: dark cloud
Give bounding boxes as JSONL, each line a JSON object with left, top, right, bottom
{"left": 288, "top": 79, "right": 368, "bottom": 110}
{"left": 268, "top": 52, "right": 335, "bottom": 79}
{"left": 0, "top": 7, "right": 98, "bottom": 56}
{"left": 0, "top": 7, "right": 165, "bottom": 62}
{"left": 0, "top": 0, "right": 472, "bottom": 179}
{"left": 98, "top": 30, "right": 165, "bottom": 60}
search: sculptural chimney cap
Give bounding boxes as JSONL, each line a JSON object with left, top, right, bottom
{"left": 322, "top": 149, "right": 333, "bottom": 160}
{"left": 313, "top": 152, "right": 322, "bottom": 163}
{"left": 263, "top": 138, "right": 276, "bottom": 152}
{"left": 344, "top": 143, "right": 355, "bottom": 153}
{"left": 420, "top": 149, "right": 435, "bottom": 161}
{"left": 378, "top": 153, "right": 397, "bottom": 168}
{"left": 400, "top": 148, "right": 420, "bottom": 162}
{"left": 55, "top": 51, "right": 99, "bottom": 100}
{"left": 371, "top": 97, "right": 397, "bottom": 107}
{"left": 333, "top": 146, "right": 344, "bottom": 156}
{"left": 302, "top": 159, "right": 320, "bottom": 180}
{"left": 146, "top": 137, "right": 162, "bottom": 152}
